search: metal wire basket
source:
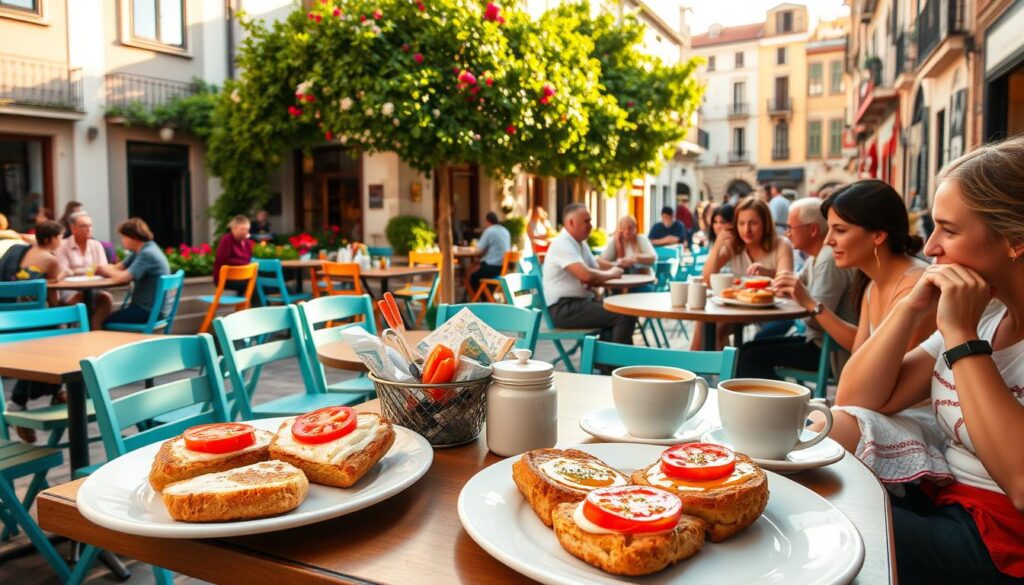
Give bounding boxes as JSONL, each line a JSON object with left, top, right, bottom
{"left": 369, "top": 373, "right": 491, "bottom": 448}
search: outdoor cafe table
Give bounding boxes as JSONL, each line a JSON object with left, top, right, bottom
{"left": 603, "top": 291, "right": 810, "bottom": 350}
{"left": 360, "top": 265, "right": 439, "bottom": 295}
{"left": 317, "top": 330, "right": 432, "bottom": 371}
{"left": 35, "top": 371, "right": 894, "bottom": 585}
{"left": 0, "top": 331, "right": 158, "bottom": 472}
{"left": 601, "top": 273, "right": 655, "bottom": 294}
{"left": 280, "top": 258, "right": 324, "bottom": 295}
{"left": 50, "top": 277, "right": 124, "bottom": 311}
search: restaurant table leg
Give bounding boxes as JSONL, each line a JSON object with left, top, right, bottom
{"left": 732, "top": 324, "right": 745, "bottom": 346}
{"left": 702, "top": 322, "right": 716, "bottom": 351}
{"left": 65, "top": 380, "right": 89, "bottom": 472}
{"left": 82, "top": 289, "right": 94, "bottom": 312}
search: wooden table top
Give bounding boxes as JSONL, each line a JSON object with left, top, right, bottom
{"left": 37, "top": 373, "right": 893, "bottom": 585}
{"left": 602, "top": 273, "right": 655, "bottom": 289}
{"left": 279, "top": 259, "right": 324, "bottom": 269}
{"left": 49, "top": 277, "right": 122, "bottom": 290}
{"left": 0, "top": 331, "right": 158, "bottom": 384}
{"left": 317, "top": 330, "right": 432, "bottom": 371}
{"left": 604, "top": 291, "right": 810, "bottom": 323}
{"left": 453, "top": 247, "right": 481, "bottom": 258}
{"left": 361, "top": 266, "right": 438, "bottom": 279}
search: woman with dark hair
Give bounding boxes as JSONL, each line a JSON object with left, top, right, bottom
{"left": 703, "top": 196, "right": 793, "bottom": 280}
{"left": 830, "top": 137, "right": 1024, "bottom": 584}
{"left": 58, "top": 200, "right": 82, "bottom": 238}
{"left": 707, "top": 203, "right": 734, "bottom": 246}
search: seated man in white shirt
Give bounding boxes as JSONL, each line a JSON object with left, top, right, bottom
{"left": 543, "top": 203, "right": 637, "bottom": 345}
{"left": 55, "top": 211, "right": 113, "bottom": 328}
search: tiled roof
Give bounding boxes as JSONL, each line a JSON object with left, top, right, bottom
{"left": 692, "top": 23, "right": 764, "bottom": 47}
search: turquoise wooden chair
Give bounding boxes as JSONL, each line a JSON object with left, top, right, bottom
{"left": 521, "top": 255, "right": 542, "bottom": 278}
{"left": 580, "top": 335, "right": 738, "bottom": 381}
{"left": 0, "top": 279, "right": 46, "bottom": 310}
{"left": 297, "top": 294, "right": 377, "bottom": 401}
{"left": 394, "top": 271, "right": 440, "bottom": 329}
{"left": 105, "top": 270, "right": 185, "bottom": 334}
{"left": 499, "top": 273, "right": 598, "bottom": 373}
{"left": 0, "top": 305, "right": 95, "bottom": 452}
{"left": 0, "top": 437, "right": 69, "bottom": 581}
{"left": 254, "top": 258, "right": 312, "bottom": 306}
{"left": 775, "top": 333, "right": 837, "bottom": 399}
{"left": 72, "top": 334, "right": 231, "bottom": 585}
{"left": 214, "top": 305, "right": 365, "bottom": 420}
{"left": 436, "top": 303, "right": 541, "bottom": 352}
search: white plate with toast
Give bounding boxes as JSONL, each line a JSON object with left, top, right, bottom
{"left": 77, "top": 417, "right": 433, "bottom": 538}
{"left": 458, "top": 443, "right": 864, "bottom": 585}
{"left": 579, "top": 407, "right": 714, "bottom": 445}
{"left": 710, "top": 296, "right": 783, "bottom": 309}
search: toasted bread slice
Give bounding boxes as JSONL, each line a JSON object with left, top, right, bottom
{"left": 161, "top": 460, "right": 309, "bottom": 522}
{"left": 512, "top": 448, "right": 630, "bottom": 527}
{"left": 149, "top": 429, "right": 274, "bottom": 492}
{"left": 631, "top": 453, "right": 768, "bottom": 542}
{"left": 268, "top": 413, "right": 396, "bottom": 488}
{"left": 551, "top": 502, "right": 705, "bottom": 576}
{"left": 737, "top": 289, "right": 774, "bottom": 304}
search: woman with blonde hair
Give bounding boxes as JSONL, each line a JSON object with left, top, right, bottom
{"left": 834, "top": 137, "right": 1024, "bottom": 583}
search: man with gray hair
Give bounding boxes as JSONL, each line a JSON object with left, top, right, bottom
{"left": 56, "top": 210, "right": 114, "bottom": 329}
{"left": 735, "top": 196, "right": 856, "bottom": 379}
{"left": 542, "top": 203, "right": 637, "bottom": 346}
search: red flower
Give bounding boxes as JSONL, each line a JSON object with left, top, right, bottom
{"left": 307, "top": 12, "right": 316, "bottom": 20}
{"left": 332, "top": 7, "right": 341, "bottom": 16}
{"left": 181, "top": 250, "right": 191, "bottom": 260}
{"left": 330, "top": 225, "right": 340, "bottom": 233}
{"left": 314, "top": 14, "right": 323, "bottom": 23}
{"left": 413, "top": 53, "right": 424, "bottom": 64}
{"left": 626, "top": 100, "right": 635, "bottom": 108}
{"left": 485, "top": 77, "right": 493, "bottom": 87}
{"left": 288, "top": 105, "right": 303, "bottom": 117}
{"left": 469, "top": 86, "right": 480, "bottom": 95}
{"left": 199, "top": 243, "right": 212, "bottom": 253}
{"left": 542, "top": 84, "right": 555, "bottom": 97}
{"left": 373, "top": 9, "right": 382, "bottom": 19}
{"left": 304, "top": 94, "right": 316, "bottom": 103}
{"left": 179, "top": 243, "right": 189, "bottom": 251}
{"left": 505, "top": 124, "right": 516, "bottom": 134}
{"left": 484, "top": 2, "right": 502, "bottom": 22}
{"left": 402, "top": 43, "right": 410, "bottom": 52}
{"left": 416, "top": 2, "right": 426, "bottom": 11}
{"left": 165, "top": 247, "right": 174, "bottom": 255}
{"left": 325, "top": 131, "right": 333, "bottom": 141}
{"left": 458, "top": 70, "right": 477, "bottom": 85}
{"left": 360, "top": 14, "right": 367, "bottom": 21}
{"left": 539, "top": 96, "right": 550, "bottom": 105}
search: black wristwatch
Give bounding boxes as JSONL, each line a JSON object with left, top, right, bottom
{"left": 942, "top": 340, "right": 993, "bottom": 368}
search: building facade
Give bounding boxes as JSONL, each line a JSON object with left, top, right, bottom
{"left": 804, "top": 18, "right": 855, "bottom": 195}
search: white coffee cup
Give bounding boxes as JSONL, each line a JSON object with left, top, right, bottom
{"left": 686, "top": 280, "right": 706, "bottom": 309}
{"left": 669, "top": 281, "right": 688, "bottom": 306}
{"left": 717, "top": 378, "right": 834, "bottom": 460}
{"left": 710, "top": 273, "right": 733, "bottom": 296}
{"left": 612, "top": 366, "right": 709, "bottom": 439}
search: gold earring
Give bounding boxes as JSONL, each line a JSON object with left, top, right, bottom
{"left": 874, "top": 245, "right": 881, "bottom": 269}
{"left": 1012, "top": 249, "right": 1019, "bottom": 262}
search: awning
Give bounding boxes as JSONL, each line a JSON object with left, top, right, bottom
{"left": 756, "top": 168, "right": 805, "bottom": 182}
{"left": 677, "top": 140, "right": 704, "bottom": 155}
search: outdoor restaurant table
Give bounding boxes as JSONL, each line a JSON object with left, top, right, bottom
{"left": 0, "top": 331, "right": 158, "bottom": 472}
{"left": 49, "top": 277, "right": 123, "bottom": 310}
{"left": 603, "top": 291, "right": 809, "bottom": 350}
{"left": 35, "top": 371, "right": 894, "bottom": 585}
{"left": 360, "top": 265, "right": 439, "bottom": 295}
{"left": 280, "top": 258, "right": 324, "bottom": 294}
{"left": 601, "top": 273, "right": 655, "bottom": 293}
{"left": 317, "top": 330, "right": 432, "bottom": 371}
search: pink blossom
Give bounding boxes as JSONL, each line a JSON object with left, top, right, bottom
{"left": 373, "top": 9, "right": 382, "bottom": 19}
{"left": 458, "top": 71, "right": 477, "bottom": 85}
{"left": 332, "top": 8, "right": 341, "bottom": 16}
{"left": 413, "top": 53, "right": 424, "bottom": 64}
{"left": 484, "top": 2, "right": 502, "bottom": 22}
{"left": 542, "top": 84, "right": 555, "bottom": 97}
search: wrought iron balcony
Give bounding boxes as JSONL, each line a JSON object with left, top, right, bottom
{"left": 767, "top": 97, "right": 792, "bottom": 116}
{"left": 728, "top": 151, "right": 748, "bottom": 163}
{"left": 0, "top": 54, "right": 83, "bottom": 111}
{"left": 895, "top": 32, "right": 915, "bottom": 77}
{"left": 728, "top": 102, "right": 749, "bottom": 118}
{"left": 917, "top": 0, "right": 966, "bottom": 65}
{"left": 104, "top": 73, "right": 198, "bottom": 112}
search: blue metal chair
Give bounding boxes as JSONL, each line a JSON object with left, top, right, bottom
{"left": 297, "top": 294, "right": 377, "bottom": 400}
{"left": 367, "top": 245, "right": 394, "bottom": 258}
{"left": 520, "top": 255, "right": 542, "bottom": 278}
{"left": 436, "top": 303, "right": 541, "bottom": 352}
{"left": 0, "top": 279, "right": 47, "bottom": 310}
{"left": 254, "top": 258, "right": 312, "bottom": 306}
{"left": 0, "top": 305, "right": 95, "bottom": 452}
{"left": 105, "top": 270, "right": 185, "bottom": 334}
{"left": 72, "top": 334, "right": 231, "bottom": 585}
{"left": 500, "top": 273, "right": 598, "bottom": 372}
{"left": 580, "top": 335, "right": 738, "bottom": 381}
{"left": 215, "top": 305, "right": 366, "bottom": 419}
{"left": 775, "top": 333, "right": 837, "bottom": 399}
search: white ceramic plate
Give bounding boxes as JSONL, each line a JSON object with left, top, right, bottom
{"left": 64, "top": 275, "right": 103, "bottom": 282}
{"left": 458, "top": 443, "right": 864, "bottom": 585}
{"left": 77, "top": 417, "right": 433, "bottom": 538}
{"left": 710, "top": 296, "right": 782, "bottom": 309}
{"left": 579, "top": 407, "right": 714, "bottom": 445}
{"left": 700, "top": 427, "right": 846, "bottom": 473}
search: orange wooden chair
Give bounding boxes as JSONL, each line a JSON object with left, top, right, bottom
{"left": 471, "top": 250, "right": 522, "bottom": 302}
{"left": 319, "top": 262, "right": 364, "bottom": 296}
{"left": 198, "top": 263, "right": 258, "bottom": 333}
{"left": 393, "top": 250, "right": 442, "bottom": 328}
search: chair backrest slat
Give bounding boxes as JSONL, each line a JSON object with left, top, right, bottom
{"left": 436, "top": 303, "right": 541, "bottom": 352}
{"left": 298, "top": 295, "right": 376, "bottom": 393}
{"left": 255, "top": 259, "right": 292, "bottom": 305}
{"left": 500, "top": 273, "right": 556, "bottom": 329}
{"left": 321, "top": 262, "right": 363, "bottom": 296}
{"left": 0, "top": 279, "right": 47, "bottom": 311}
{"left": 232, "top": 337, "right": 300, "bottom": 371}
{"left": 0, "top": 304, "right": 89, "bottom": 342}
{"left": 111, "top": 376, "right": 215, "bottom": 428}
{"left": 580, "top": 336, "right": 738, "bottom": 380}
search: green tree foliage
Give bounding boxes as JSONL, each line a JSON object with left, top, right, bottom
{"left": 385, "top": 215, "right": 437, "bottom": 255}
{"left": 105, "top": 79, "right": 219, "bottom": 140}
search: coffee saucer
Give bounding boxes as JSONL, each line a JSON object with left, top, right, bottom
{"left": 579, "top": 408, "right": 713, "bottom": 446}
{"left": 699, "top": 427, "right": 845, "bottom": 474}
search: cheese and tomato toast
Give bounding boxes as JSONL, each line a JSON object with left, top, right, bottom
{"left": 161, "top": 460, "right": 308, "bottom": 522}
{"left": 149, "top": 424, "right": 273, "bottom": 491}
{"left": 512, "top": 448, "right": 630, "bottom": 527}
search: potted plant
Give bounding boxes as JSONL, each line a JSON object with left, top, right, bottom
{"left": 501, "top": 216, "right": 527, "bottom": 249}
{"left": 288, "top": 233, "right": 318, "bottom": 260}
{"left": 385, "top": 216, "right": 437, "bottom": 256}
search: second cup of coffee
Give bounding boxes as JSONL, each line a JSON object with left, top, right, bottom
{"left": 612, "top": 366, "right": 708, "bottom": 439}
{"left": 717, "top": 378, "right": 833, "bottom": 460}
{"left": 687, "top": 281, "right": 707, "bottom": 309}
{"left": 669, "top": 281, "right": 688, "bottom": 306}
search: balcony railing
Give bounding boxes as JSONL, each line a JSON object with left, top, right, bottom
{"left": 894, "top": 32, "right": 915, "bottom": 77}
{"left": 728, "top": 151, "right": 748, "bottom": 163}
{"left": 0, "top": 54, "right": 83, "bottom": 111}
{"left": 772, "top": 147, "right": 790, "bottom": 160}
{"left": 728, "top": 102, "right": 749, "bottom": 117}
{"left": 767, "top": 97, "right": 792, "bottom": 115}
{"left": 104, "top": 73, "right": 198, "bottom": 112}
{"left": 916, "top": 0, "right": 966, "bottom": 64}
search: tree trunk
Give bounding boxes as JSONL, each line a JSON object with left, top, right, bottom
{"left": 436, "top": 163, "right": 455, "bottom": 304}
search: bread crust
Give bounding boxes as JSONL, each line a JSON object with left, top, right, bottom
{"left": 512, "top": 448, "right": 629, "bottom": 527}
{"left": 737, "top": 289, "right": 774, "bottom": 304}
{"left": 630, "top": 454, "right": 769, "bottom": 542}
{"left": 551, "top": 502, "right": 705, "bottom": 576}
{"left": 268, "top": 414, "right": 396, "bottom": 488}
{"left": 149, "top": 429, "right": 274, "bottom": 492}
{"left": 161, "top": 461, "right": 309, "bottom": 522}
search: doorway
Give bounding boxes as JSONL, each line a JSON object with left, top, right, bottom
{"left": 315, "top": 176, "right": 362, "bottom": 242}
{"left": 127, "top": 142, "right": 190, "bottom": 246}
{"left": 0, "top": 135, "right": 52, "bottom": 233}
{"left": 295, "top": 146, "right": 363, "bottom": 240}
